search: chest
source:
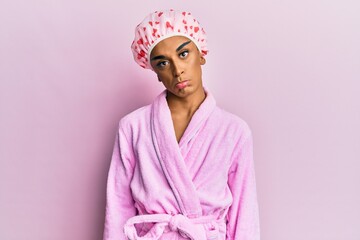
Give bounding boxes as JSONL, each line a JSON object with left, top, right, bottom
{"left": 171, "top": 114, "right": 191, "bottom": 143}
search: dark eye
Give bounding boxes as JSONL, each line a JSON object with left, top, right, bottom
{"left": 179, "top": 50, "right": 189, "bottom": 58}
{"left": 156, "top": 61, "right": 168, "bottom": 68}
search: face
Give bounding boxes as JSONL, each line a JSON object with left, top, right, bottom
{"left": 150, "top": 36, "right": 206, "bottom": 98}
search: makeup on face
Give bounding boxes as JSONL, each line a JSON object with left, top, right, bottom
{"left": 150, "top": 40, "right": 192, "bottom": 62}
{"left": 176, "top": 80, "right": 189, "bottom": 89}
{"left": 149, "top": 36, "right": 204, "bottom": 98}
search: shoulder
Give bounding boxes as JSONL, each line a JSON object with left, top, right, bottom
{"left": 211, "top": 106, "right": 253, "bottom": 143}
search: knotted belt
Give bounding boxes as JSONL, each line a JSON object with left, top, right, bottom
{"left": 124, "top": 213, "right": 219, "bottom": 240}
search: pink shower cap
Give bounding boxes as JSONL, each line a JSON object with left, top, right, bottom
{"left": 131, "top": 9, "right": 209, "bottom": 70}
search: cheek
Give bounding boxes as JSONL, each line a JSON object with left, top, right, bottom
{"left": 188, "top": 58, "right": 202, "bottom": 73}
{"left": 191, "top": 53, "right": 203, "bottom": 65}
{"left": 156, "top": 71, "right": 172, "bottom": 82}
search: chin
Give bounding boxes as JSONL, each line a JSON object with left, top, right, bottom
{"left": 167, "top": 87, "right": 191, "bottom": 97}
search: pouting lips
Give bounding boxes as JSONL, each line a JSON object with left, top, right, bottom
{"left": 176, "top": 80, "right": 189, "bottom": 89}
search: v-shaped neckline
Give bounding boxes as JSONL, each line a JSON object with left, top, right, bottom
{"left": 150, "top": 88, "right": 216, "bottom": 217}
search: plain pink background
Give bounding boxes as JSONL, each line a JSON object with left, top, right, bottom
{"left": 1, "top": 0, "right": 359, "bottom": 239}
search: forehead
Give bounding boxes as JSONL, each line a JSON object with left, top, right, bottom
{"left": 150, "top": 36, "right": 195, "bottom": 57}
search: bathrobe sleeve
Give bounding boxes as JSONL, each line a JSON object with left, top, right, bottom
{"left": 226, "top": 131, "right": 260, "bottom": 240}
{"left": 103, "top": 122, "right": 136, "bottom": 240}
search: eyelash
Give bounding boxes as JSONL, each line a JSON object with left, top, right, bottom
{"left": 156, "top": 50, "right": 189, "bottom": 69}
{"left": 156, "top": 61, "right": 168, "bottom": 68}
{"left": 179, "top": 50, "right": 189, "bottom": 58}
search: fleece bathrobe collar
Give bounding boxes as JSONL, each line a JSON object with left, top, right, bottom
{"left": 150, "top": 87, "right": 216, "bottom": 218}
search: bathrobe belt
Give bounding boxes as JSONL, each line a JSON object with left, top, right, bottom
{"left": 124, "top": 213, "right": 222, "bottom": 240}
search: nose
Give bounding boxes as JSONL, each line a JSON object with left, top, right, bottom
{"left": 172, "top": 60, "right": 184, "bottom": 77}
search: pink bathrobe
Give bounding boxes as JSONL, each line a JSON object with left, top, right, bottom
{"left": 103, "top": 88, "right": 260, "bottom": 240}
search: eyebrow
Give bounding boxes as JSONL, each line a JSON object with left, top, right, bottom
{"left": 176, "top": 40, "right": 192, "bottom": 52}
{"left": 150, "top": 40, "right": 192, "bottom": 61}
{"left": 150, "top": 55, "right": 166, "bottom": 61}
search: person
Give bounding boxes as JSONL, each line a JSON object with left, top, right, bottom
{"left": 103, "top": 9, "right": 260, "bottom": 240}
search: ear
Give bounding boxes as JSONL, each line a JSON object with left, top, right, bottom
{"left": 200, "top": 55, "right": 206, "bottom": 65}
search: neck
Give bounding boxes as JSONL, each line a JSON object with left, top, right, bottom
{"left": 166, "top": 87, "right": 206, "bottom": 117}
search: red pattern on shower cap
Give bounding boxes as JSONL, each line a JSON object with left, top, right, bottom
{"left": 131, "top": 9, "right": 209, "bottom": 70}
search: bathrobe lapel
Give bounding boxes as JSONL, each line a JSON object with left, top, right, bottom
{"left": 150, "top": 89, "right": 216, "bottom": 218}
